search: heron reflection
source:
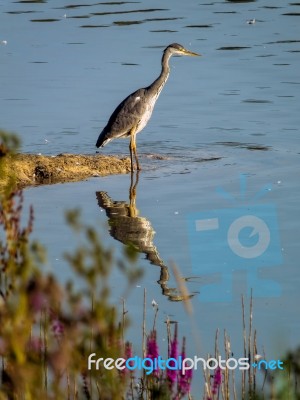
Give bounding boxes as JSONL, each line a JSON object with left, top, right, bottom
{"left": 96, "top": 172, "right": 195, "bottom": 301}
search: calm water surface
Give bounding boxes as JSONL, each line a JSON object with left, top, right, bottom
{"left": 1, "top": 0, "right": 300, "bottom": 394}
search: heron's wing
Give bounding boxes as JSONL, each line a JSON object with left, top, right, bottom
{"left": 104, "top": 88, "right": 148, "bottom": 139}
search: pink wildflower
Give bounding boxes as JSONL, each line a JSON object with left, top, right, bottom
{"left": 51, "top": 319, "right": 64, "bottom": 337}
{"left": 29, "top": 291, "right": 47, "bottom": 313}
{"left": 27, "top": 336, "right": 43, "bottom": 353}
{"left": 50, "top": 310, "right": 64, "bottom": 339}
{"left": 27, "top": 279, "right": 48, "bottom": 313}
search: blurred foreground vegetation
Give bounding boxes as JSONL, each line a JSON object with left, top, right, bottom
{"left": 0, "top": 130, "right": 299, "bottom": 399}
{"left": 0, "top": 130, "right": 194, "bottom": 399}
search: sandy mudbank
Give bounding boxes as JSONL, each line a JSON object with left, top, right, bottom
{"left": 0, "top": 153, "right": 131, "bottom": 188}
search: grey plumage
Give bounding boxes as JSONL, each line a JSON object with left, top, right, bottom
{"left": 96, "top": 87, "right": 148, "bottom": 148}
{"left": 96, "top": 43, "right": 200, "bottom": 171}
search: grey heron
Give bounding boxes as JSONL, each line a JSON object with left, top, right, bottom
{"left": 96, "top": 43, "right": 200, "bottom": 171}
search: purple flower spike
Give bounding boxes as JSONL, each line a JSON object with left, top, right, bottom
{"left": 211, "top": 366, "right": 222, "bottom": 395}
{"left": 167, "top": 324, "right": 178, "bottom": 389}
{"left": 178, "top": 337, "right": 192, "bottom": 396}
{"left": 146, "top": 330, "right": 159, "bottom": 359}
{"left": 123, "top": 341, "right": 134, "bottom": 375}
{"left": 125, "top": 341, "right": 133, "bottom": 360}
{"left": 146, "top": 330, "right": 159, "bottom": 377}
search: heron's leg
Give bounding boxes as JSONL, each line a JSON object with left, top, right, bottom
{"left": 129, "top": 126, "right": 140, "bottom": 171}
{"left": 131, "top": 132, "right": 141, "bottom": 171}
{"left": 129, "top": 135, "right": 135, "bottom": 172}
{"left": 133, "top": 144, "right": 140, "bottom": 171}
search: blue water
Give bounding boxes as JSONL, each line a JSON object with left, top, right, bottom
{"left": 1, "top": 0, "right": 300, "bottom": 395}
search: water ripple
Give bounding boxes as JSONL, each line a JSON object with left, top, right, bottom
{"left": 282, "top": 12, "right": 300, "bottom": 15}
{"left": 225, "top": 0, "right": 256, "bottom": 3}
{"left": 31, "top": 18, "right": 61, "bottom": 22}
{"left": 6, "top": 10, "right": 38, "bottom": 14}
{"left": 185, "top": 24, "right": 213, "bottom": 28}
{"left": 57, "top": 2, "right": 138, "bottom": 9}
{"left": 80, "top": 24, "right": 109, "bottom": 27}
{"left": 266, "top": 39, "right": 300, "bottom": 44}
{"left": 215, "top": 141, "right": 270, "bottom": 151}
{"left": 242, "top": 99, "right": 273, "bottom": 104}
{"left": 217, "top": 46, "right": 251, "bottom": 50}
{"left": 91, "top": 8, "right": 168, "bottom": 16}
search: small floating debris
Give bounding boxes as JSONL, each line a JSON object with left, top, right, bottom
{"left": 0, "top": 40, "right": 7, "bottom": 45}
{"left": 247, "top": 18, "right": 256, "bottom": 24}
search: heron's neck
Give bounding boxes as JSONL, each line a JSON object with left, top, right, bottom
{"left": 148, "top": 50, "right": 172, "bottom": 97}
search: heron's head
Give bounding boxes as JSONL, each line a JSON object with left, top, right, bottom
{"left": 165, "top": 43, "right": 201, "bottom": 57}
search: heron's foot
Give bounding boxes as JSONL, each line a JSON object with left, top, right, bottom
{"left": 130, "top": 164, "right": 141, "bottom": 172}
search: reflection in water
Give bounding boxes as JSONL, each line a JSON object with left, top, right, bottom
{"left": 96, "top": 172, "right": 196, "bottom": 301}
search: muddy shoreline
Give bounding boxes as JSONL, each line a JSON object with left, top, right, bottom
{"left": 0, "top": 153, "right": 132, "bottom": 188}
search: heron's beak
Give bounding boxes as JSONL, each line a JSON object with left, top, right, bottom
{"left": 182, "top": 48, "right": 201, "bottom": 57}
